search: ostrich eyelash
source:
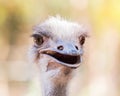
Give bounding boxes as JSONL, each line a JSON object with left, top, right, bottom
{"left": 31, "top": 34, "right": 42, "bottom": 38}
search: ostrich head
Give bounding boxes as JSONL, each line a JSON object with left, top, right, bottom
{"left": 29, "top": 16, "right": 88, "bottom": 96}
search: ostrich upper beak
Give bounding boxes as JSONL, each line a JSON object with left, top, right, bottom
{"left": 40, "top": 41, "right": 83, "bottom": 68}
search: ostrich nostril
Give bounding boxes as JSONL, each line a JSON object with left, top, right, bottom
{"left": 57, "top": 45, "right": 64, "bottom": 50}
{"left": 75, "top": 46, "right": 79, "bottom": 50}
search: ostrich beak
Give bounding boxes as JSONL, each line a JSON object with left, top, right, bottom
{"left": 40, "top": 42, "right": 83, "bottom": 68}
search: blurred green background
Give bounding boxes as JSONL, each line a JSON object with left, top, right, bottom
{"left": 0, "top": 0, "right": 120, "bottom": 96}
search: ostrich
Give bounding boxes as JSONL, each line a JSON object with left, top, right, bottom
{"left": 29, "top": 16, "right": 88, "bottom": 96}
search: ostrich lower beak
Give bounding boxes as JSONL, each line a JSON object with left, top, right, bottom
{"left": 40, "top": 42, "right": 82, "bottom": 68}
{"left": 42, "top": 50, "right": 80, "bottom": 63}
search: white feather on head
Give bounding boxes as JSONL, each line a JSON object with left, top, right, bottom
{"left": 33, "top": 16, "right": 88, "bottom": 42}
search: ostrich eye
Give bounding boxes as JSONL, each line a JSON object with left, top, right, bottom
{"left": 34, "top": 36, "right": 43, "bottom": 45}
{"left": 32, "top": 34, "right": 44, "bottom": 46}
{"left": 79, "top": 35, "right": 85, "bottom": 45}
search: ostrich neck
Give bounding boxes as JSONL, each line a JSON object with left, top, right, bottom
{"left": 40, "top": 67, "right": 72, "bottom": 96}
{"left": 41, "top": 80, "right": 67, "bottom": 96}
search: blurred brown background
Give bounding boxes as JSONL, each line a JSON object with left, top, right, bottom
{"left": 0, "top": 0, "right": 120, "bottom": 96}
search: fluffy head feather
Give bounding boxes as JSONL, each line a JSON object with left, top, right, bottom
{"left": 33, "top": 16, "right": 88, "bottom": 41}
